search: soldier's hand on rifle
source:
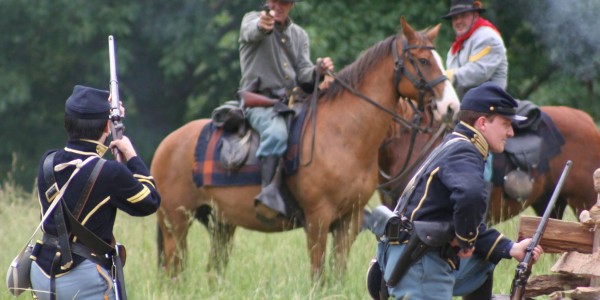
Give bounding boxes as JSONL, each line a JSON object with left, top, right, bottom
{"left": 118, "top": 100, "right": 125, "bottom": 118}
{"left": 109, "top": 136, "right": 137, "bottom": 161}
{"left": 510, "top": 238, "right": 544, "bottom": 262}
{"left": 108, "top": 96, "right": 125, "bottom": 118}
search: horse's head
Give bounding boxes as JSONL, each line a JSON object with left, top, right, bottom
{"left": 396, "top": 17, "right": 460, "bottom": 122}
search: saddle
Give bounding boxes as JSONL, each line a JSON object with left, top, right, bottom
{"left": 495, "top": 100, "right": 565, "bottom": 200}
{"left": 210, "top": 89, "right": 307, "bottom": 171}
{"left": 505, "top": 100, "right": 543, "bottom": 170}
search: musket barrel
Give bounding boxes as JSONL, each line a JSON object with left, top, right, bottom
{"left": 108, "top": 35, "right": 120, "bottom": 115}
{"left": 108, "top": 35, "right": 124, "bottom": 162}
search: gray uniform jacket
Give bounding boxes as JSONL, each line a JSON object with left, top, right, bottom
{"left": 446, "top": 26, "right": 508, "bottom": 99}
{"left": 239, "top": 11, "right": 315, "bottom": 95}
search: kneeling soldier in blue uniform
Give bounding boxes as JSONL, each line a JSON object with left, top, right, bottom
{"left": 29, "top": 85, "right": 161, "bottom": 300}
{"left": 373, "top": 82, "right": 544, "bottom": 299}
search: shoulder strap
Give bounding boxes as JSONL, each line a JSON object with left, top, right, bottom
{"left": 19, "top": 154, "right": 95, "bottom": 259}
{"left": 43, "top": 152, "right": 75, "bottom": 270}
{"left": 44, "top": 155, "right": 109, "bottom": 269}
{"left": 394, "top": 137, "right": 466, "bottom": 215}
{"left": 72, "top": 159, "right": 106, "bottom": 219}
{"left": 43, "top": 152, "right": 59, "bottom": 201}
{"left": 64, "top": 159, "right": 114, "bottom": 255}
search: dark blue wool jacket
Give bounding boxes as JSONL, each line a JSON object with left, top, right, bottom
{"left": 403, "top": 121, "right": 513, "bottom": 264}
{"left": 35, "top": 139, "right": 161, "bottom": 275}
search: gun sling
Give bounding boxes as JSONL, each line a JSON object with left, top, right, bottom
{"left": 383, "top": 139, "right": 462, "bottom": 287}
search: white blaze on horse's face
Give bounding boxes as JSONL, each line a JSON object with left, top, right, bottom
{"left": 431, "top": 50, "right": 460, "bottom": 121}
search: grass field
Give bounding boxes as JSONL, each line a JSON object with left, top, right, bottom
{"left": 1, "top": 180, "right": 576, "bottom": 299}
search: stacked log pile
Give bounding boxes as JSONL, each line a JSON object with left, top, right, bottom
{"left": 517, "top": 169, "right": 600, "bottom": 299}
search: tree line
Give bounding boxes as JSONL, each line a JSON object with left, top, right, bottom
{"left": 1, "top": 0, "right": 599, "bottom": 188}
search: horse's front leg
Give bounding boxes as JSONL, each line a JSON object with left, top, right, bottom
{"left": 331, "top": 206, "right": 362, "bottom": 279}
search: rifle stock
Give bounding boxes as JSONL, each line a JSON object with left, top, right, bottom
{"left": 239, "top": 90, "right": 280, "bottom": 107}
{"left": 509, "top": 160, "right": 572, "bottom": 300}
{"left": 108, "top": 35, "right": 124, "bottom": 162}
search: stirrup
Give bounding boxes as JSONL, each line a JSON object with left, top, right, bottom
{"left": 255, "top": 202, "right": 279, "bottom": 219}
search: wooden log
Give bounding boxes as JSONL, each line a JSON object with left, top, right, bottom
{"left": 551, "top": 251, "right": 600, "bottom": 277}
{"left": 588, "top": 205, "right": 600, "bottom": 287}
{"left": 518, "top": 216, "right": 594, "bottom": 254}
{"left": 549, "top": 287, "right": 600, "bottom": 300}
{"left": 524, "top": 273, "right": 591, "bottom": 298}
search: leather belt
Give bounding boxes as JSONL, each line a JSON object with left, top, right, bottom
{"left": 42, "top": 234, "right": 110, "bottom": 269}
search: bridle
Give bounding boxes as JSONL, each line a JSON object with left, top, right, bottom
{"left": 392, "top": 37, "right": 447, "bottom": 112}
{"left": 302, "top": 34, "right": 448, "bottom": 167}
{"left": 325, "top": 35, "right": 447, "bottom": 130}
{"left": 378, "top": 36, "right": 451, "bottom": 183}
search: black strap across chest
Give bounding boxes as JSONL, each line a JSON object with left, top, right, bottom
{"left": 42, "top": 153, "right": 111, "bottom": 267}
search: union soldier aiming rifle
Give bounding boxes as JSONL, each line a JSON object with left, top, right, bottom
{"left": 28, "top": 36, "right": 160, "bottom": 300}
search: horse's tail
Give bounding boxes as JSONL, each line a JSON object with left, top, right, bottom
{"left": 195, "top": 205, "right": 212, "bottom": 229}
{"left": 157, "top": 221, "right": 164, "bottom": 267}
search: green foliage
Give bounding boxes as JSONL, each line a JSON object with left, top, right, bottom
{"left": 0, "top": 0, "right": 599, "bottom": 188}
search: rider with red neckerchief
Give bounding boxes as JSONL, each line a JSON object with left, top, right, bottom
{"left": 444, "top": 0, "right": 508, "bottom": 99}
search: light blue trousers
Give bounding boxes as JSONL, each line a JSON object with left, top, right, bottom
{"left": 377, "top": 242, "right": 495, "bottom": 300}
{"left": 247, "top": 106, "right": 288, "bottom": 158}
{"left": 30, "top": 260, "right": 116, "bottom": 300}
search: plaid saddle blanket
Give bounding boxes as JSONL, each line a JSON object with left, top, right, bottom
{"left": 192, "top": 109, "right": 307, "bottom": 187}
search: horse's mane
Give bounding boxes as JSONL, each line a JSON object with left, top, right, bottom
{"left": 321, "top": 28, "right": 434, "bottom": 101}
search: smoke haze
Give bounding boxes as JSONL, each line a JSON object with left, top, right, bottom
{"left": 527, "top": 0, "right": 600, "bottom": 81}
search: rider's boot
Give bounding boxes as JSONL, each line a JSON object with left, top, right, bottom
{"left": 254, "top": 155, "right": 286, "bottom": 224}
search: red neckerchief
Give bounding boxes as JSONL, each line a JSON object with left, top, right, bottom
{"left": 451, "top": 17, "right": 500, "bottom": 55}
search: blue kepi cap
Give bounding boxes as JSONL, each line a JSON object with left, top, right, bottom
{"left": 65, "top": 85, "right": 110, "bottom": 120}
{"left": 460, "top": 82, "right": 527, "bottom": 121}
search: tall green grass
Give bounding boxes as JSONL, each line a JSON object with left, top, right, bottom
{"left": 1, "top": 184, "right": 575, "bottom": 300}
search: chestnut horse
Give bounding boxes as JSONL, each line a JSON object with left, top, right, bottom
{"left": 152, "top": 17, "right": 460, "bottom": 280}
{"left": 378, "top": 102, "right": 600, "bottom": 223}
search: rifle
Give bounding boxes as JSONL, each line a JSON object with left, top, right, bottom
{"left": 509, "top": 160, "right": 573, "bottom": 300}
{"left": 108, "top": 35, "right": 124, "bottom": 162}
{"left": 111, "top": 243, "right": 128, "bottom": 300}
{"left": 238, "top": 90, "right": 280, "bottom": 107}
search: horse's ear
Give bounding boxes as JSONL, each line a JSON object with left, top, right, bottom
{"left": 427, "top": 23, "right": 442, "bottom": 42}
{"left": 400, "top": 16, "right": 416, "bottom": 42}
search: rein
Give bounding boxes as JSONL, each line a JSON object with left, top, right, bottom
{"left": 300, "top": 35, "right": 447, "bottom": 167}
{"left": 327, "top": 35, "right": 447, "bottom": 130}
{"left": 378, "top": 121, "right": 450, "bottom": 189}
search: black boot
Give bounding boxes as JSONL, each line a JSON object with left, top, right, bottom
{"left": 462, "top": 271, "right": 493, "bottom": 300}
{"left": 254, "top": 155, "right": 286, "bottom": 223}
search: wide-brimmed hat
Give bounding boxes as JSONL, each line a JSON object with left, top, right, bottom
{"left": 443, "top": 0, "right": 486, "bottom": 19}
{"left": 460, "top": 82, "right": 527, "bottom": 121}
